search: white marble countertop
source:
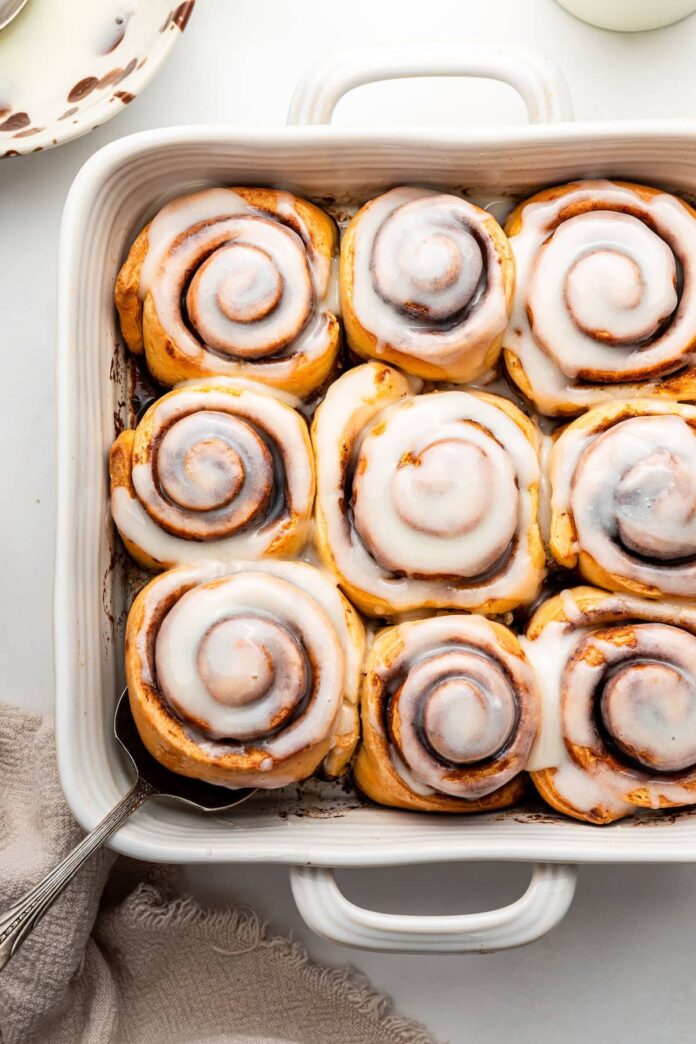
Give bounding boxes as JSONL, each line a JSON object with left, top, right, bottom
{"left": 3, "top": 1, "right": 696, "bottom": 1040}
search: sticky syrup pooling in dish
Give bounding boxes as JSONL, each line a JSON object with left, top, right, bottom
{"left": 505, "top": 180, "right": 696, "bottom": 414}
{"left": 344, "top": 186, "right": 513, "bottom": 381}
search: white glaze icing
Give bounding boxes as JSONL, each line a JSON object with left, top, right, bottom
{"left": 389, "top": 750, "right": 436, "bottom": 797}
{"left": 155, "top": 572, "right": 341, "bottom": 744}
{"left": 314, "top": 362, "right": 544, "bottom": 613}
{"left": 136, "top": 187, "right": 337, "bottom": 386}
{"left": 523, "top": 621, "right": 580, "bottom": 772}
{"left": 564, "top": 624, "right": 696, "bottom": 804}
{"left": 551, "top": 405, "right": 696, "bottom": 595}
{"left": 421, "top": 667, "right": 516, "bottom": 764}
{"left": 559, "top": 588, "right": 585, "bottom": 625}
{"left": 523, "top": 591, "right": 696, "bottom": 816}
{"left": 530, "top": 212, "right": 678, "bottom": 377}
{"left": 549, "top": 761, "right": 629, "bottom": 816}
{"left": 353, "top": 400, "right": 519, "bottom": 577}
{"left": 507, "top": 180, "right": 696, "bottom": 413}
{"left": 350, "top": 186, "right": 509, "bottom": 374}
{"left": 522, "top": 619, "right": 634, "bottom": 816}
{"left": 372, "top": 615, "right": 539, "bottom": 800}
{"left": 601, "top": 660, "right": 696, "bottom": 771}
{"left": 112, "top": 380, "right": 314, "bottom": 567}
{"left": 133, "top": 559, "right": 365, "bottom": 788}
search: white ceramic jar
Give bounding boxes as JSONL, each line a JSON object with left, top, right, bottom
{"left": 556, "top": 0, "right": 696, "bottom": 31}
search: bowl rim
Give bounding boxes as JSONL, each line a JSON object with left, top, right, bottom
{"left": 1, "top": 1, "right": 195, "bottom": 157}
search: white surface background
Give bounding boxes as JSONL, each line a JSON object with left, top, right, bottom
{"left": 3, "top": 1, "right": 696, "bottom": 1040}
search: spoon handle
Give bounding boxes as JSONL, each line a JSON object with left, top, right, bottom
{"left": 0, "top": 776, "right": 154, "bottom": 972}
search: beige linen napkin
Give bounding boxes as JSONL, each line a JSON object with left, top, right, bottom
{"left": 0, "top": 704, "right": 436, "bottom": 1044}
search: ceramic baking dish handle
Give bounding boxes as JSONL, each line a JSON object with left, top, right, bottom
{"left": 289, "top": 862, "right": 577, "bottom": 953}
{"left": 287, "top": 44, "right": 573, "bottom": 127}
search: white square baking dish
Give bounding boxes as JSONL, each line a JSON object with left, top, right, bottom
{"left": 55, "top": 46, "right": 696, "bottom": 953}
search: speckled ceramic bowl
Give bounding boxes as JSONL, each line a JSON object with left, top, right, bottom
{"left": 0, "top": 0, "right": 195, "bottom": 157}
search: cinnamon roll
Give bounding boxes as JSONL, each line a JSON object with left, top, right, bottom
{"left": 115, "top": 187, "right": 340, "bottom": 396}
{"left": 341, "top": 187, "right": 514, "bottom": 383}
{"left": 504, "top": 180, "right": 696, "bottom": 416}
{"left": 550, "top": 400, "right": 696, "bottom": 599}
{"left": 354, "top": 615, "right": 539, "bottom": 812}
{"left": 312, "top": 362, "right": 546, "bottom": 617}
{"left": 524, "top": 587, "right": 696, "bottom": 824}
{"left": 110, "top": 379, "right": 314, "bottom": 570}
{"left": 125, "top": 560, "right": 366, "bottom": 788}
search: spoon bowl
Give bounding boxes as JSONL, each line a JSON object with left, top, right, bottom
{"left": 114, "top": 688, "right": 256, "bottom": 812}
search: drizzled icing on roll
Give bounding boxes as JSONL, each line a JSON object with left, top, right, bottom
{"left": 115, "top": 187, "right": 340, "bottom": 395}
{"left": 126, "top": 560, "right": 365, "bottom": 789}
{"left": 155, "top": 572, "right": 340, "bottom": 746}
{"left": 110, "top": 378, "right": 314, "bottom": 568}
{"left": 141, "top": 189, "right": 328, "bottom": 356}
{"left": 505, "top": 180, "right": 696, "bottom": 415}
{"left": 352, "top": 399, "right": 521, "bottom": 579}
{"left": 313, "top": 362, "right": 545, "bottom": 616}
{"left": 550, "top": 400, "right": 696, "bottom": 597}
{"left": 343, "top": 186, "right": 513, "bottom": 382}
{"left": 355, "top": 615, "right": 539, "bottom": 811}
{"left": 524, "top": 588, "right": 696, "bottom": 823}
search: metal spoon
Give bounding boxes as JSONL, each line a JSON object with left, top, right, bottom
{"left": 0, "top": 0, "right": 30, "bottom": 32}
{"left": 0, "top": 689, "right": 257, "bottom": 971}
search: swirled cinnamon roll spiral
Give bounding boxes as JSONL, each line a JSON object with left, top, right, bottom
{"left": 524, "top": 587, "right": 696, "bottom": 824}
{"left": 125, "top": 560, "right": 366, "bottom": 788}
{"left": 115, "top": 187, "right": 340, "bottom": 396}
{"left": 312, "top": 362, "right": 546, "bottom": 617}
{"left": 110, "top": 379, "right": 314, "bottom": 570}
{"left": 340, "top": 187, "right": 514, "bottom": 383}
{"left": 354, "top": 615, "right": 539, "bottom": 812}
{"left": 504, "top": 180, "right": 696, "bottom": 416}
{"left": 550, "top": 400, "right": 696, "bottom": 599}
